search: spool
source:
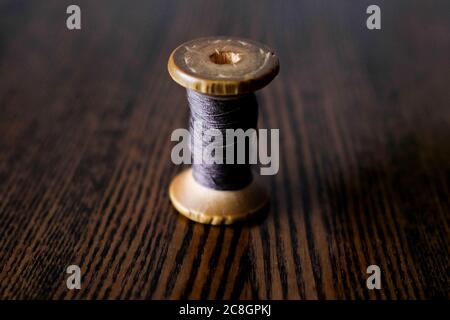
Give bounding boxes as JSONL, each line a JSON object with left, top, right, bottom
{"left": 168, "top": 36, "right": 279, "bottom": 225}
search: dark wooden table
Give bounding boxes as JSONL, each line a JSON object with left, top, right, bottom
{"left": 0, "top": 0, "right": 449, "bottom": 299}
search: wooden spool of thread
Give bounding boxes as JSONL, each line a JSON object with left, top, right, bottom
{"left": 168, "top": 36, "right": 279, "bottom": 225}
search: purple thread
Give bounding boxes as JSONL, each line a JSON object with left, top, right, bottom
{"left": 187, "top": 89, "right": 258, "bottom": 190}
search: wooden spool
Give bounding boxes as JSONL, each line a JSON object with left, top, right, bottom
{"left": 168, "top": 36, "right": 279, "bottom": 225}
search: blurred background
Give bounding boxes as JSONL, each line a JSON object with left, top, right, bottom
{"left": 0, "top": 0, "right": 449, "bottom": 299}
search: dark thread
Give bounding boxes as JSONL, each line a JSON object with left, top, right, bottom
{"left": 187, "top": 89, "right": 258, "bottom": 190}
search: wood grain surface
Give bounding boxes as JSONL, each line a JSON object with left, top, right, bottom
{"left": 0, "top": 0, "right": 449, "bottom": 299}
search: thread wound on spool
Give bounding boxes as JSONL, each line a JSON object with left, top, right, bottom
{"left": 187, "top": 90, "right": 258, "bottom": 190}
{"left": 168, "top": 37, "right": 279, "bottom": 224}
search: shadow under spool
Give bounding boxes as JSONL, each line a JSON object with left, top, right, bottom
{"left": 168, "top": 36, "right": 279, "bottom": 225}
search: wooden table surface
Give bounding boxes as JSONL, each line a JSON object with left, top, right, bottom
{"left": 0, "top": 0, "right": 449, "bottom": 300}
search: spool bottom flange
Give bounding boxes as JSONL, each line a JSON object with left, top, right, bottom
{"left": 169, "top": 168, "right": 268, "bottom": 225}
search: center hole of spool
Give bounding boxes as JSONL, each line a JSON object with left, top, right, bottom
{"left": 209, "top": 51, "right": 242, "bottom": 64}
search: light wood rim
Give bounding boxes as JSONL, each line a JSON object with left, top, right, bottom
{"left": 169, "top": 169, "right": 268, "bottom": 225}
{"left": 168, "top": 36, "right": 279, "bottom": 95}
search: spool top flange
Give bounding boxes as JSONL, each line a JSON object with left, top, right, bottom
{"left": 168, "top": 37, "right": 279, "bottom": 96}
